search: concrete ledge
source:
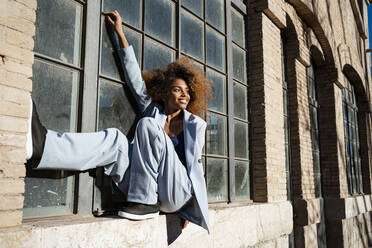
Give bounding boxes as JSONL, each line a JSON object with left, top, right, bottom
{"left": 0, "top": 201, "right": 293, "bottom": 248}
{"left": 325, "top": 194, "right": 372, "bottom": 221}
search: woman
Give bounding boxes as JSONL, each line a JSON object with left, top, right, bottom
{"left": 26, "top": 11, "right": 212, "bottom": 232}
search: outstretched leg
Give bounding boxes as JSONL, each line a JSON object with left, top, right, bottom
{"left": 27, "top": 99, "right": 130, "bottom": 183}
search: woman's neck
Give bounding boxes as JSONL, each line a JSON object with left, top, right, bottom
{"left": 165, "top": 109, "right": 182, "bottom": 123}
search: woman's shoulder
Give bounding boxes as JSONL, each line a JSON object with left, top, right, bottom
{"left": 185, "top": 110, "right": 207, "bottom": 126}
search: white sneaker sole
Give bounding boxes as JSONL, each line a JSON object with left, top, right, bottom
{"left": 118, "top": 211, "right": 159, "bottom": 220}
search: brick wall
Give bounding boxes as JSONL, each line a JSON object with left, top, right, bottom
{"left": 0, "top": 0, "right": 36, "bottom": 228}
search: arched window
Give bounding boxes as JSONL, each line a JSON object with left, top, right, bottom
{"left": 342, "top": 77, "right": 363, "bottom": 194}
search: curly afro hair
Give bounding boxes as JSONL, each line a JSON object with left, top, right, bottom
{"left": 142, "top": 57, "right": 213, "bottom": 117}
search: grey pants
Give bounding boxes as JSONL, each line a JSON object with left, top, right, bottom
{"left": 37, "top": 117, "right": 193, "bottom": 213}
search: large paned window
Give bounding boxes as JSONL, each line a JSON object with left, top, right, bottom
{"left": 24, "top": 0, "right": 83, "bottom": 216}
{"left": 26, "top": 0, "right": 249, "bottom": 217}
{"left": 342, "top": 77, "right": 363, "bottom": 194}
{"left": 307, "top": 63, "right": 322, "bottom": 197}
{"left": 281, "top": 36, "right": 291, "bottom": 200}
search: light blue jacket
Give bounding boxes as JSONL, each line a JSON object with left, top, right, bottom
{"left": 117, "top": 46, "right": 210, "bottom": 233}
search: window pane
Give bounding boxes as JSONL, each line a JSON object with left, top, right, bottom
{"left": 206, "top": 27, "right": 225, "bottom": 72}
{"left": 235, "top": 161, "right": 250, "bottom": 200}
{"left": 181, "top": 9, "right": 204, "bottom": 61}
{"left": 103, "top": 0, "right": 142, "bottom": 28}
{"left": 206, "top": 113, "right": 227, "bottom": 156}
{"left": 23, "top": 177, "right": 74, "bottom": 216}
{"left": 232, "top": 44, "right": 247, "bottom": 83}
{"left": 233, "top": 82, "right": 248, "bottom": 119}
{"left": 207, "top": 158, "right": 228, "bottom": 202}
{"left": 205, "top": 0, "right": 224, "bottom": 32}
{"left": 100, "top": 22, "right": 142, "bottom": 79}
{"left": 312, "top": 106, "right": 318, "bottom": 130}
{"left": 143, "top": 38, "right": 175, "bottom": 71}
{"left": 35, "top": 0, "right": 82, "bottom": 65}
{"left": 234, "top": 121, "right": 248, "bottom": 159}
{"left": 283, "top": 89, "right": 288, "bottom": 116}
{"left": 145, "top": 0, "right": 175, "bottom": 46}
{"left": 182, "top": 0, "right": 203, "bottom": 17}
{"left": 231, "top": 8, "right": 245, "bottom": 47}
{"left": 32, "top": 59, "right": 79, "bottom": 132}
{"left": 26, "top": 59, "right": 78, "bottom": 216}
{"left": 98, "top": 79, "right": 137, "bottom": 135}
{"left": 207, "top": 69, "right": 226, "bottom": 113}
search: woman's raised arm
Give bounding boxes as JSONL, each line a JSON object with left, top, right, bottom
{"left": 105, "top": 11, "right": 151, "bottom": 113}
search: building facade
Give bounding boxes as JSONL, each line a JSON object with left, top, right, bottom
{"left": 0, "top": 0, "right": 371, "bottom": 247}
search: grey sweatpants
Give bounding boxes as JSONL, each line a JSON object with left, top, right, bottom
{"left": 37, "top": 117, "right": 193, "bottom": 213}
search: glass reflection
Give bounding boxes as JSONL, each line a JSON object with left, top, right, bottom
{"left": 34, "top": 0, "right": 82, "bottom": 65}
{"left": 206, "top": 113, "right": 227, "bottom": 155}
{"left": 235, "top": 161, "right": 250, "bottom": 200}
{"left": 103, "top": 0, "right": 142, "bottom": 28}
{"left": 207, "top": 69, "right": 226, "bottom": 113}
{"left": 205, "top": 0, "right": 225, "bottom": 32}
{"left": 145, "top": 0, "right": 175, "bottom": 46}
{"left": 25, "top": 58, "right": 78, "bottom": 216}
{"left": 182, "top": 0, "right": 203, "bottom": 17}
{"left": 143, "top": 38, "right": 175, "bottom": 71}
{"left": 233, "top": 82, "right": 247, "bottom": 119}
{"left": 234, "top": 121, "right": 248, "bottom": 159}
{"left": 206, "top": 27, "right": 225, "bottom": 72}
{"left": 231, "top": 8, "right": 245, "bottom": 47}
{"left": 181, "top": 10, "right": 204, "bottom": 61}
{"left": 98, "top": 79, "right": 137, "bottom": 135}
{"left": 100, "top": 20, "right": 142, "bottom": 79}
{"left": 232, "top": 44, "right": 247, "bottom": 83}
{"left": 32, "top": 59, "right": 79, "bottom": 133}
{"left": 207, "top": 158, "right": 228, "bottom": 202}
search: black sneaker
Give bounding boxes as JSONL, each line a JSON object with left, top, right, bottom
{"left": 118, "top": 202, "right": 160, "bottom": 220}
{"left": 26, "top": 100, "right": 47, "bottom": 164}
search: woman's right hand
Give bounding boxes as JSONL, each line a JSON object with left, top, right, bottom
{"left": 105, "top": 10, "right": 123, "bottom": 35}
{"left": 104, "top": 10, "right": 129, "bottom": 48}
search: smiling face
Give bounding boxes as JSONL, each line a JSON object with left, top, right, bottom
{"left": 163, "top": 78, "right": 191, "bottom": 114}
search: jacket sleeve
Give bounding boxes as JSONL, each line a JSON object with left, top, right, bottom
{"left": 117, "top": 46, "right": 151, "bottom": 113}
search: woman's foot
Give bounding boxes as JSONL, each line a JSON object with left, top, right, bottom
{"left": 118, "top": 202, "right": 160, "bottom": 220}
{"left": 26, "top": 99, "right": 47, "bottom": 162}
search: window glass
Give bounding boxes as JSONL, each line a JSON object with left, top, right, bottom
{"left": 34, "top": 0, "right": 82, "bottom": 65}
{"left": 206, "top": 27, "right": 225, "bottom": 72}
{"left": 143, "top": 38, "right": 175, "bottom": 71}
{"left": 32, "top": 60, "right": 79, "bottom": 132}
{"left": 23, "top": 177, "right": 74, "bottom": 217}
{"left": 232, "top": 44, "right": 247, "bottom": 83}
{"left": 234, "top": 121, "right": 248, "bottom": 159}
{"left": 233, "top": 82, "right": 248, "bottom": 120}
{"left": 231, "top": 8, "right": 245, "bottom": 47}
{"left": 205, "top": 0, "right": 224, "bottom": 32}
{"left": 181, "top": 9, "right": 204, "bottom": 61}
{"left": 98, "top": 79, "right": 137, "bottom": 135}
{"left": 206, "top": 113, "right": 227, "bottom": 156}
{"left": 25, "top": 59, "right": 78, "bottom": 216}
{"left": 235, "top": 161, "right": 250, "bottom": 200}
{"left": 207, "top": 69, "right": 226, "bottom": 113}
{"left": 100, "top": 21, "right": 142, "bottom": 79}
{"left": 103, "top": 0, "right": 142, "bottom": 29}
{"left": 145, "top": 0, "right": 175, "bottom": 46}
{"left": 207, "top": 158, "right": 228, "bottom": 201}
{"left": 182, "top": 0, "right": 203, "bottom": 18}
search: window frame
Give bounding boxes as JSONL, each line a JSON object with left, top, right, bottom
{"left": 26, "top": 0, "right": 250, "bottom": 218}
{"left": 342, "top": 76, "right": 363, "bottom": 195}
{"left": 306, "top": 62, "right": 322, "bottom": 198}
